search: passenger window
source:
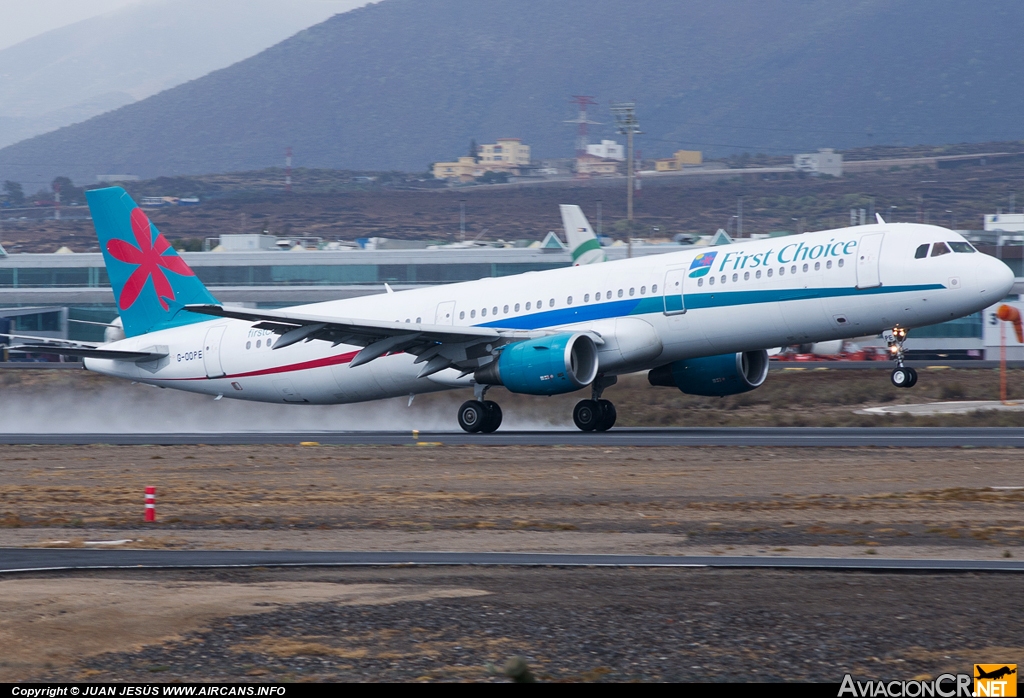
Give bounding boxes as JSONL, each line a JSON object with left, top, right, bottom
{"left": 617, "top": 289, "right": 623, "bottom": 298}
{"left": 514, "top": 303, "right": 520, "bottom": 312}
{"left": 732, "top": 274, "right": 738, "bottom": 282}
{"left": 838, "top": 259, "right": 845, "bottom": 267}
{"left": 640, "top": 286, "right": 646, "bottom": 295}
{"left": 567, "top": 296, "right": 573, "bottom": 305}
{"left": 778, "top": 267, "right": 785, "bottom": 276}
{"left": 767, "top": 269, "right": 773, "bottom": 277}
{"left": 596, "top": 291, "right": 602, "bottom": 300}
{"left": 698, "top": 278, "right": 704, "bottom": 287}
{"left": 416, "top": 317, "right": 421, "bottom": 323}
{"left": 538, "top": 300, "right": 543, "bottom": 309}
{"left": 525, "top": 302, "right": 531, "bottom": 310}
{"left": 720, "top": 275, "right": 726, "bottom": 284}
{"left": 826, "top": 260, "right": 832, "bottom": 269}
{"left": 607, "top": 290, "right": 612, "bottom": 298}
{"left": 791, "top": 265, "right": 796, "bottom": 274}
{"left": 802, "top": 264, "right": 808, "bottom": 272}
{"left": 743, "top": 272, "right": 749, "bottom": 281}
{"left": 503, "top": 305, "right": 508, "bottom": 314}
{"left": 584, "top": 294, "right": 590, "bottom": 302}
{"left": 256, "top": 340, "right": 261, "bottom": 348}
{"left": 931, "top": 242, "right": 951, "bottom": 257}
{"left": 267, "top": 339, "right": 273, "bottom": 347}
{"left": 652, "top": 284, "right": 658, "bottom": 293}
{"left": 756, "top": 270, "right": 762, "bottom": 279}
{"left": 492, "top": 306, "right": 498, "bottom": 315}
{"left": 460, "top": 311, "right": 465, "bottom": 319}
{"left": 915, "top": 244, "right": 930, "bottom": 259}
{"left": 481, "top": 308, "right": 487, "bottom": 317}
{"left": 246, "top": 341, "right": 251, "bottom": 350}
{"left": 549, "top": 298, "right": 555, "bottom": 307}
{"left": 949, "top": 241, "right": 975, "bottom": 253}
{"left": 471, "top": 310, "right": 476, "bottom": 318}
{"left": 814, "top": 262, "right": 820, "bottom": 271}
{"left": 405, "top": 319, "right": 411, "bottom": 323}
{"left": 629, "top": 288, "right": 635, "bottom": 296}
{"left": 709, "top": 277, "right": 715, "bottom": 286}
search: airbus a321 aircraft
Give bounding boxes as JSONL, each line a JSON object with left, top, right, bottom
{"left": 7, "top": 187, "right": 1015, "bottom": 433}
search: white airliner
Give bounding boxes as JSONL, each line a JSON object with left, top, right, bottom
{"left": 6, "top": 188, "right": 1015, "bottom": 432}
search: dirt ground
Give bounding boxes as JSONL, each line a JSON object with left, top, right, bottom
{"left": 3, "top": 367, "right": 1024, "bottom": 682}
{"left": 2, "top": 441, "right": 1024, "bottom": 681}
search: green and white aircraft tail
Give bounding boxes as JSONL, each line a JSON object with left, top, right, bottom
{"left": 560, "top": 204, "right": 607, "bottom": 266}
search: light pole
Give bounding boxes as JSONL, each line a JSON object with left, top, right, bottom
{"left": 611, "top": 102, "right": 642, "bottom": 257}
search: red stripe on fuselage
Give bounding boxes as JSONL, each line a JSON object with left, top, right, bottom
{"left": 163, "top": 350, "right": 360, "bottom": 381}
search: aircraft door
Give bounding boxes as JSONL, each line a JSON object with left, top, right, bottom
{"left": 856, "top": 233, "right": 885, "bottom": 289}
{"left": 663, "top": 267, "right": 687, "bottom": 315}
{"left": 202, "top": 325, "right": 227, "bottom": 378}
{"left": 435, "top": 301, "right": 456, "bottom": 325}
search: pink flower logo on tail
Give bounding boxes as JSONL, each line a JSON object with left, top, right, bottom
{"left": 106, "top": 207, "right": 194, "bottom": 311}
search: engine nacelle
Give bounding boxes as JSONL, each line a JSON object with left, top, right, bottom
{"left": 475, "top": 333, "right": 599, "bottom": 395}
{"left": 647, "top": 350, "right": 769, "bottom": 397}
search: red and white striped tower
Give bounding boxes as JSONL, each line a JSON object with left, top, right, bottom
{"left": 144, "top": 486, "right": 156, "bottom": 522}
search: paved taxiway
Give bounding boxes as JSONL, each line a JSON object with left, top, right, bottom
{"left": 4, "top": 549, "right": 1024, "bottom": 573}
{"left": 3, "top": 426, "right": 1024, "bottom": 447}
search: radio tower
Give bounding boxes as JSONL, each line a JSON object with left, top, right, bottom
{"left": 565, "top": 95, "right": 600, "bottom": 159}
{"left": 285, "top": 147, "right": 293, "bottom": 193}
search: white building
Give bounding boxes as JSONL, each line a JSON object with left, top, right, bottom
{"left": 794, "top": 148, "right": 843, "bottom": 177}
{"left": 984, "top": 213, "right": 1024, "bottom": 233}
{"left": 585, "top": 140, "right": 625, "bottom": 161}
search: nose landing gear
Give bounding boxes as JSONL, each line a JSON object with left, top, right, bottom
{"left": 887, "top": 326, "right": 918, "bottom": 388}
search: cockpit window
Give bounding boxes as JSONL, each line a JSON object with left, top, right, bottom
{"left": 914, "top": 244, "right": 929, "bottom": 259}
{"left": 949, "top": 241, "right": 976, "bottom": 253}
{"left": 930, "top": 242, "right": 951, "bottom": 257}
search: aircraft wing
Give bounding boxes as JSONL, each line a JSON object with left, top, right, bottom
{"left": 1, "top": 333, "right": 168, "bottom": 362}
{"left": 184, "top": 304, "right": 564, "bottom": 378}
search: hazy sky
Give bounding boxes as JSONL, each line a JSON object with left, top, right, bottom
{"left": 0, "top": 0, "right": 366, "bottom": 51}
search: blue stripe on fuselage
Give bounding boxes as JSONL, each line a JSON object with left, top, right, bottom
{"left": 476, "top": 283, "right": 944, "bottom": 331}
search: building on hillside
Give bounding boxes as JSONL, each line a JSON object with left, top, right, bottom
{"left": 585, "top": 140, "right": 625, "bottom": 161}
{"left": 575, "top": 154, "right": 619, "bottom": 176}
{"left": 434, "top": 138, "right": 532, "bottom": 181}
{"left": 654, "top": 150, "right": 703, "bottom": 172}
{"left": 477, "top": 138, "right": 531, "bottom": 172}
{"left": 432, "top": 157, "right": 482, "bottom": 182}
{"left": 794, "top": 148, "right": 843, "bottom": 177}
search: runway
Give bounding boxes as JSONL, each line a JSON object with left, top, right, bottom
{"left": 3, "top": 426, "right": 1024, "bottom": 447}
{"left": 3, "top": 548, "right": 1023, "bottom": 574}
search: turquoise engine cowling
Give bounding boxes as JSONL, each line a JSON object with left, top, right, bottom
{"left": 475, "top": 333, "right": 599, "bottom": 395}
{"left": 647, "top": 350, "right": 769, "bottom": 396}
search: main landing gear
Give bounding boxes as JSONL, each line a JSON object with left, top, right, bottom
{"left": 456, "top": 377, "right": 620, "bottom": 434}
{"left": 573, "top": 375, "right": 618, "bottom": 432}
{"left": 887, "top": 326, "right": 918, "bottom": 388}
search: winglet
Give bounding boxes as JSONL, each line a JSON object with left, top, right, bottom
{"left": 385, "top": 283, "right": 395, "bottom": 294}
{"left": 876, "top": 213, "right": 886, "bottom": 225}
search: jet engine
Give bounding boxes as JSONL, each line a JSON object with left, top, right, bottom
{"left": 647, "top": 350, "right": 770, "bottom": 397}
{"left": 475, "top": 333, "right": 599, "bottom": 396}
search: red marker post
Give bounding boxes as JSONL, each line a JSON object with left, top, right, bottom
{"left": 145, "top": 486, "right": 156, "bottom": 522}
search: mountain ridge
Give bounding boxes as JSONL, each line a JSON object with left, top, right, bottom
{"left": 1, "top": 0, "right": 1022, "bottom": 185}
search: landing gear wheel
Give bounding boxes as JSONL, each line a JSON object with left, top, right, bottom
{"left": 573, "top": 399, "right": 602, "bottom": 431}
{"left": 595, "top": 399, "right": 617, "bottom": 432}
{"left": 905, "top": 367, "right": 918, "bottom": 388}
{"left": 480, "top": 400, "right": 503, "bottom": 433}
{"left": 890, "top": 367, "right": 911, "bottom": 388}
{"left": 458, "top": 400, "right": 486, "bottom": 433}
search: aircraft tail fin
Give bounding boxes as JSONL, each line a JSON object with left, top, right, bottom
{"left": 86, "top": 187, "right": 219, "bottom": 337}
{"left": 559, "top": 204, "right": 606, "bottom": 265}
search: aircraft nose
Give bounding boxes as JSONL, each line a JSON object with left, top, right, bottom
{"left": 978, "top": 253, "right": 1015, "bottom": 302}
